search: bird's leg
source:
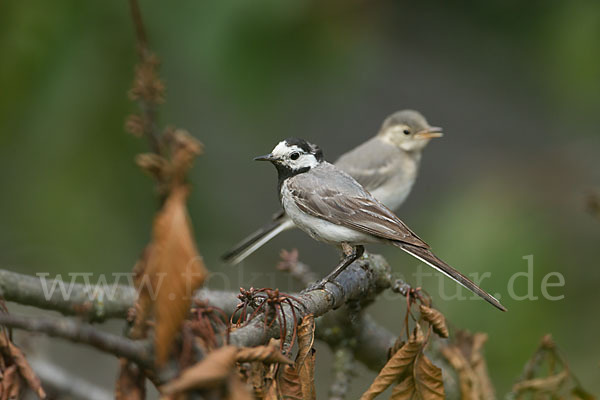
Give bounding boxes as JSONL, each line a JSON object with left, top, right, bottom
{"left": 304, "top": 244, "right": 364, "bottom": 294}
{"left": 326, "top": 244, "right": 364, "bottom": 282}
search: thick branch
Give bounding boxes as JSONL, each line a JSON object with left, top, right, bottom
{"left": 0, "top": 313, "right": 153, "bottom": 368}
{"left": 228, "top": 254, "right": 392, "bottom": 349}
{"left": 0, "top": 269, "right": 236, "bottom": 322}
{"left": 0, "top": 261, "right": 395, "bottom": 371}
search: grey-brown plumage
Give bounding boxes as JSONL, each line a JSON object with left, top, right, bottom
{"left": 222, "top": 110, "right": 442, "bottom": 264}
{"left": 255, "top": 138, "right": 506, "bottom": 312}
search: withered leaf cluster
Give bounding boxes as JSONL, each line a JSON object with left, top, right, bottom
{"left": 439, "top": 330, "right": 495, "bottom": 400}
{"left": 362, "top": 325, "right": 443, "bottom": 400}
{"left": 239, "top": 315, "right": 317, "bottom": 400}
{"left": 158, "top": 315, "right": 316, "bottom": 399}
{"left": 510, "top": 334, "right": 595, "bottom": 400}
{"left": 362, "top": 293, "right": 450, "bottom": 400}
{"left": 124, "top": 17, "right": 208, "bottom": 369}
{"left": 0, "top": 306, "right": 46, "bottom": 399}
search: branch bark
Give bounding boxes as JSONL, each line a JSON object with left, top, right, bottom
{"left": 0, "top": 256, "right": 395, "bottom": 372}
{"left": 0, "top": 269, "right": 237, "bottom": 322}
{"left": 228, "top": 254, "right": 392, "bottom": 348}
{"left": 0, "top": 313, "right": 153, "bottom": 368}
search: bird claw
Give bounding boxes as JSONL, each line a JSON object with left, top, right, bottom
{"left": 302, "top": 277, "right": 346, "bottom": 299}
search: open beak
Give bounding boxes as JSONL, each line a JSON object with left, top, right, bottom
{"left": 414, "top": 126, "right": 443, "bottom": 140}
{"left": 254, "top": 153, "right": 279, "bottom": 162}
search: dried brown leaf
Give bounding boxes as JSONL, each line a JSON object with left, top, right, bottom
{"left": 115, "top": 359, "right": 146, "bottom": 400}
{"left": 469, "top": 333, "right": 495, "bottom": 400}
{"left": 129, "top": 53, "right": 165, "bottom": 104}
{"left": 225, "top": 374, "right": 253, "bottom": 400}
{"left": 296, "top": 314, "right": 315, "bottom": 368}
{"left": 277, "top": 365, "right": 304, "bottom": 400}
{"left": 1, "top": 365, "right": 21, "bottom": 400}
{"left": 510, "top": 334, "right": 595, "bottom": 399}
{"left": 512, "top": 369, "right": 569, "bottom": 395}
{"left": 134, "top": 185, "right": 208, "bottom": 366}
{"left": 135, "top": 153, "right": 170, "bottom": 182}
{"left": 169, "top": 129, "right": 204, "bottom": 179}
{"left": 160, "top": 346, "right": 238, "bottom": 395}
{"left": 440, "top": 345, "right": 481, "bottom": 400}
{"left": 125, "top": 114, "right": 146, "bottom": 137}
{"left": 361, "top": 328, "right": 425, "bottom": 400}
{"left": 261, "top": 362, "right": 280, "bottom": 400}
{"left": 294, "top": 314, "right": 316, "bottom": 399}
{"left": 247, "top": 362, "right": 268, "bottom": 399}
{"left": 236, "top": 345, "right": 293, "bottom": 365}
{"left": 419, "top": 305, "right": 449, "bottom": 338}
{"left": 443, "top": 330, "right": 495, "bottom": 400}
{"left": 300, "top": 348, "right": 316, "bottom": 400}
{"left": 390, "top": 353, "right": 444, "bottom": 400}
{"left": 0, "top": 332, "right": 46, "bottom": 399}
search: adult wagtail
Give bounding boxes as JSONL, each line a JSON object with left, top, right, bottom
{"left": 253, "top": 138, "right": 506, "bottom": 311}
{"left": 222, "top": 110, "right": 442, "bottom": 264}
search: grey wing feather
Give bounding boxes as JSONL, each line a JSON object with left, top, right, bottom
{"left": 288, "top": 163, "right": 429, "bottom": 248}
{"left": 334, "top": 137, "right": 402, "bottom": 192}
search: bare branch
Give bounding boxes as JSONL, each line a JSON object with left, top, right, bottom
{"left": 0, "top": 259, "right": 396, "bottom": 372}
{"left": 228, "top": 254, "right": 392, "bottom": 348}
{"left": 0, "top": 313, "right": 153, "bottom": 367}
{"left": 0, "top": 269, "right": 237, "bottom": 322}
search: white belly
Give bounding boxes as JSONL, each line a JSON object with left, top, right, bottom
{"left": 281, "top": 185, "right": 378, "bottom": 246}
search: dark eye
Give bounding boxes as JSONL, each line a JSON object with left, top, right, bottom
{"left": 290, "top": 152, "right": 300, "bottom": 160}
{"left": 403, "top": 129, "right": 411, "bottom": 135}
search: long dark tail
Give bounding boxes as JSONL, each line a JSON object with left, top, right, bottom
{"left": 221, "top": 216, "right": 294, "bottom": 265}
{"left": 395, "top": 243, "right": 506, "bottom": 312}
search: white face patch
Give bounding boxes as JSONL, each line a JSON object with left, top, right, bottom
{"left": 270, "top": 141, "right": 319, "bottom": 171}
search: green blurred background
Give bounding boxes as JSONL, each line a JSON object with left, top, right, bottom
{"left": 1, "top": 0, "right": 599, "bottom": 397}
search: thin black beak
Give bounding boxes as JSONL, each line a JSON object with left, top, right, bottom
{"left": 254, "top": 153, "right": 279, "bottom": 162}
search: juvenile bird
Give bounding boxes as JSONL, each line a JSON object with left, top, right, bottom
{"left": 222, "top": 110, "right": 442, "bottom": 264}
{"left": 253, "top": 138, "right": 506, "bottom": 311}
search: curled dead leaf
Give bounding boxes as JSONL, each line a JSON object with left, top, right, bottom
{"left": 236, "top": 345, "right": 293, "bottom": 365}
{"left": 128, "top": 52, "right": 165, "bottom": 104}
{"left": 133, "top": 185, "right": 208, "bottom": 366}
{"left": 225, "top": 373, "right": 253, "bottom": 400}
{"left": 361, "top": 328, "right": 425, "bottom": 400}
{"left": 160, "top": 346, "right": 238, "bottom": 395}
{"left": 274, "top": 365, "right": 304, "bottom": 400}
{"left": 512, "top": 369, "right": 569, "bottom": 394}
{"left": 441, "top": 330, "right": 494, "bottom": 400}
{"left": 296, "top": 314, "right": 315, "bottom": 370}
{"left": 135, "top": 153, "right": 170, "bottom": 182}
{"left": 419, "top": 305, "right": 449, "bottom": 339}
{"left": 390, "top": 353, "right": 444, "bottom": 400}
{"left": 115, "top": 359, "right": 145, "bottom": 400}
{"left": 0, "top": 331, "right": 46, "bottom": 399}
